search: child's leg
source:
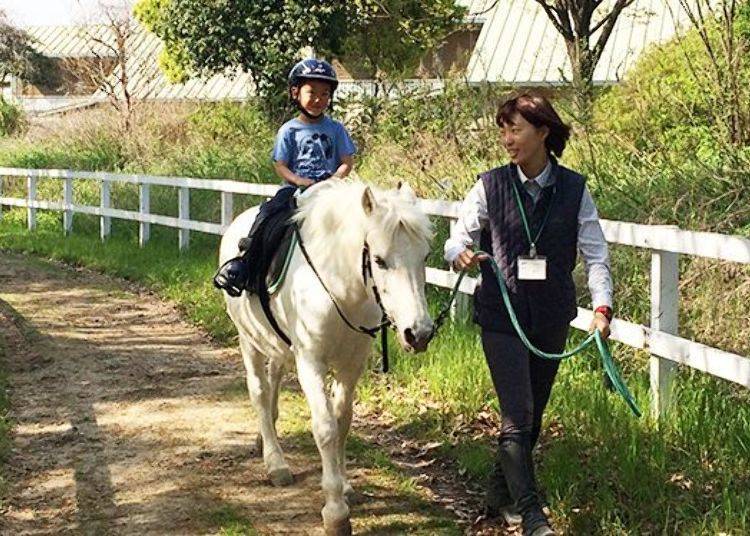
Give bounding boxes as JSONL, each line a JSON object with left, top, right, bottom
{"left": 240, "top": 187, "right": 297, "bottom": 251}
{"left": 214, "top": 187, "right": 297, "bottom": 295}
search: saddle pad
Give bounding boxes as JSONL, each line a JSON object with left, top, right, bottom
{"left": 248, "top": 194, "right": 299, "bottom": 296}
{"left": 266, "top": 228, "right": 297, "bottom": 294}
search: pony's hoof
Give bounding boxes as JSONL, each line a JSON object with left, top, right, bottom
{"left": 324, "top": 517, "right": 352, "bottom": 536}
{"left": 269, "top": 467, "right": 294, "bottom": 487}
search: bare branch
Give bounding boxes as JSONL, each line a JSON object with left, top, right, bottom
{"left": 63, "top": 1, "right": 158, "bottom": 132}
{"left": 533, "top": 0, "right": 637, "bottom": 115}
{"left": 592, "top": 0, "right": 635, "bottom": 65}
{"left": 533, "top": 0, "right": 574, "bottom": 39}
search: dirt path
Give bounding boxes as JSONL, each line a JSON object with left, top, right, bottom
{"left": 0, "top": 253, "right": 462, "bottom": 535}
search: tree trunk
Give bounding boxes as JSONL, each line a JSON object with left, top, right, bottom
{"left": 566, "top": 39, "right": 596, "bottom": 123}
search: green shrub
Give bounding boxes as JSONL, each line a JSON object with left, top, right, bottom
{"left": 187, "top": 100, "right": 275, "bottom": 144}
{"left": 556, "top": 11, "right": 750, "bottom": 234}
{"left": 340, "top": 81, "right": 513, "bottom": 199}
{"left": 0, "top": 98, "right": 26, "bottom": 137}
{"left": 0, "top": 131, "right": 125, "bottom": 170}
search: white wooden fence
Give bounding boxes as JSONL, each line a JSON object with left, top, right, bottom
{"left": 1, "top": 167, "right": 749, "bottom": 418}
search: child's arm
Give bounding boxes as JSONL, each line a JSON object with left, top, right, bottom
{"left": 274, "top": 161, "right": 315, "bottom": 187}
{"left": 332, "top": 155, "right": 354, "bottom": 178}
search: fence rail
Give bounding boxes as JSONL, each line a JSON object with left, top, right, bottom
{"left": 1, "top": 167, "right": 748, "bottom": 418}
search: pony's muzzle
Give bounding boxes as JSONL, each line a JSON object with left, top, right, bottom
{"left": 403, "top": 323, "right": 433, "bottom": 353}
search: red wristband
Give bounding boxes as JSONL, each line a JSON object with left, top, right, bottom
{"left": 595, "top": 306, "right": 613, "bottom": 322}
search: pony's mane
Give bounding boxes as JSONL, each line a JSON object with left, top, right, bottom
{"left": 293, "top": 179, "right": 432, "bottom": 273}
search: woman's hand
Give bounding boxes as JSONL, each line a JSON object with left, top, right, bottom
{"left": 589, "top": 312, "right": 611, "bottom": 340}
{"left": 452, "top": 248, "right": 489, "bottom": 272}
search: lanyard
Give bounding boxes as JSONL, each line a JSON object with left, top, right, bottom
{"left": 510, "top": 175, "right": 555, "bottom": 258}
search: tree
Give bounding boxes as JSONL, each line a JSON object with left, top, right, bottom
{"left": 338, "top": 1, "right": 466, "bottom": 85}
{"left": 68, "top": 1, "right": 158, "bottom": 132}
{"left": 134, "top": 0, "right": 465, "bottom": 110}
{"left": 532, "top": 0, "right": 636, "bottom": 118}
{"left": 0, "top": 10, "right": 54, "bottom": 90}
{"left": 134, "top": 0, "right": 345, "bottom": 112}
{"left": 670, "top": 0, "right": 750, "bottom": 145}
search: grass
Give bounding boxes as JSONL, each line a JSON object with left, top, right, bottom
{"left": 201, "top": 505, "right": 259, "bottom": 536}
{"left": 0, "top": 209, "right": 235, "bottom": 341}
{"left": 0, "top": 207, "right": 748, "bottom": 533}
{"left": 367, "top": 331, "right": 750, "bottom": 533}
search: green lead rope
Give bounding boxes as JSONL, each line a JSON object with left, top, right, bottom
{"left": 439, "top": 252, "right": 641, "bottom": 418}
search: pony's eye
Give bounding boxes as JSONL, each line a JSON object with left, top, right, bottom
{"left": 374, "top": 256, "right": 388, "bottom": 269}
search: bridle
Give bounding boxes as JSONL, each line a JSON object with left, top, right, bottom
{"left": 294, "top": 225, "right": 392, "bottom": 338}
{"left": 294, "top": 224, "right": 397, "bottom": 372}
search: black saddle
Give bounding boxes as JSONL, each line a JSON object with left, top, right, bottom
{"left": 244, "top": 199, "right": 297, "bottom": 346}
{"left": 244, "top": 202, "right": 296, "bottom": 294}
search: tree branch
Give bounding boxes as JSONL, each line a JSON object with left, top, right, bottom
{"left": 592, "top": 0, "right": 635, "bottom": 66}
{"left": 534, "top": 0, "right": 574, "bottom": 40}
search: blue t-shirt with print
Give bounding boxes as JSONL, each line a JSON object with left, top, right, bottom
{"left": 272, "top": 116, "right": 357, "bottom": 185}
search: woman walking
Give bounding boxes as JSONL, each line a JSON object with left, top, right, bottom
{"left": 444, "top": 94, "right": 613, "bottom": 536}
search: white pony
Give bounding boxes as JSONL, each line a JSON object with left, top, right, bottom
{"left": 219, "top": 179, "right": 434, "bottom": 535}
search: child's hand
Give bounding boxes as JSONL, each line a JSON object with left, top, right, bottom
{"left": 298, "top": 178, "right": 316, "bottom": 188}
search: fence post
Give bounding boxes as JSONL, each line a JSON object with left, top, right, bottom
{"left": 27, "top": 175, "right": 37, "bottom": 230}
{"left": 139, "top": 183, "right": 150, "bottom": 247}
{"left": 221, "top": 191, "right": 233, "bottom": 229}
{"left": 100, "top": 180, "right": 111, "bottom": 241}
{"left": 178, "top": 186, "right": 190, "bottom": 251}
{"left": 650, "top": 248, "right": 679, "bottom": 420}
{"left": 449, "top": 218, "right": 471, "bottom": 322}
{"left": 0, "top": 174, "right": 3, "bottom": 221}
{"left": 63, "top": 176, "right": 73, "bottom": 235}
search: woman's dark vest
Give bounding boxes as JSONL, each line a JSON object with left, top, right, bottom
{"left": 474, "top": 159, "right": 585, "bottom": 333}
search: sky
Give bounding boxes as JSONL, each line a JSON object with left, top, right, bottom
{"left": 0, "top": 0, "right": 134, "bottom": 27}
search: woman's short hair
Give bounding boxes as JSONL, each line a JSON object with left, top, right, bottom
{"left": 496, "top": 94, "right": 571, "bottom": 157}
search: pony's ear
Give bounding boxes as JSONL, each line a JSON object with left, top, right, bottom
{"left": 397, "top": 181, "right": 417, "bottom": 203}
{"left": 362, "top": 186, "right": 378, "bottom": 215}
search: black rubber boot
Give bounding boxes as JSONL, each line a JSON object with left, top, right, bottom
{"left": 213, "top": 256, "right": 251, "bottom": 297}
{"left": 498, "top": 435, "right": 555, "bottom": 536}
{"left": 485, "top": 453, "right": 522, "bottom": 525}
{"left": 528, "top": 449, "right": 550, "bottom": 510}
{"left": 213, "top": 209, "right": 268, "bottom": 297}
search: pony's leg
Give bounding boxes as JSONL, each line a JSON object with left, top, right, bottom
{"left": 295, "top": 353, "right": 351, "bottom": 535}
{"left": 254, "top": 358, "right": 284, "bottom": 455}
{"left": 332, "top": 359, "right": 366, "bottom": 500}
{"left": 268, "top": 358, "right": 285, "bottom": 431}
{"left": 239, "top": 334, "right": 293, "bottom": 486}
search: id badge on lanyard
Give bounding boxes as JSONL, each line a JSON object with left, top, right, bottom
{"left": 518, "top": 244, "right": 547, "bottom": 280}
{"left": 512, "top": 177, "right": 554, "bottom": 281}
